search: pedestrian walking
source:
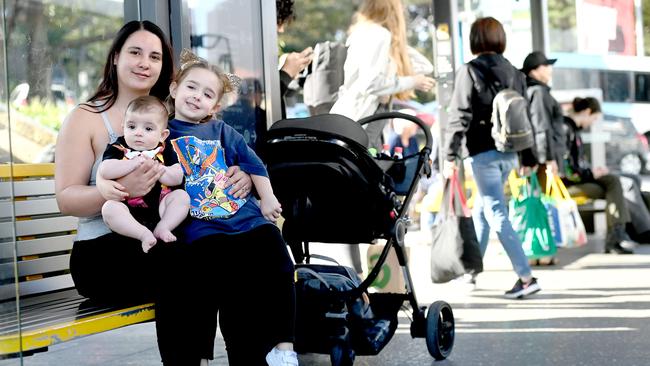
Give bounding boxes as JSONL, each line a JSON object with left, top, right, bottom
{"left": 442, "top": 17, "right": 540, "bottom": 299}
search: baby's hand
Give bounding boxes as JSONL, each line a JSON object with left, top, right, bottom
{"left": 260, "top": 196, "right": 282, "bottom": 223}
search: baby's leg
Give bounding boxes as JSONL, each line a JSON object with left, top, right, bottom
{"left": 102, "top": 200, "right": 156, "bottom": 252}
{"left": 154, "top": 190, "right": 190, "bottom": 243}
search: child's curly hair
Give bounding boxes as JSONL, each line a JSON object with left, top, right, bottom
{"left": 276, "top": 0, "right": 295, "bottom": 27}
{"left": 166, "top": 49, "right": 241, "bottom": 123}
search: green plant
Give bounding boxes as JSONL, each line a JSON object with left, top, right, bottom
{"left": 15, "top": 97, "right": 69, "bottom": 131}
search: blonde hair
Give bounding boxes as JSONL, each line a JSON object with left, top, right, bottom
{"left": 353, "top": 0, "right": 414, "bottom": 100}
{"left": 166, "top": 49, "right": 241, "bottom": 123}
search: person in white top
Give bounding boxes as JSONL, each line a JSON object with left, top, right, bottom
{"left": 330, "top": 0, "right": 435, "bottom": 150}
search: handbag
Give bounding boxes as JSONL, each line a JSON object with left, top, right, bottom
{"left": 509, "top": 173, "right": 557, "bottom": 259}
{"left": 544, "top": 171, "right": 588, "bottom": 248}
{"left": 430, "top": 167, "right": 483, "bottom": 283}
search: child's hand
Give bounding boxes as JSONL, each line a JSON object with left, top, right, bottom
{"left": 133, "top": 155, "right": 147, "bottom": 165}
{"left": 97, "top": 173, "right": 129, "bottom": 201}
{"left": 261, "top": 196, "right": 282, "bottom": 223}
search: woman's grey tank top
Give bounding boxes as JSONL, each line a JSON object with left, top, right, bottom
{"left": 75, "top": 108, "right": 119, "bottom": 241}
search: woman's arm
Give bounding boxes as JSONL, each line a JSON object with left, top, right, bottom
{"left": 55, "top": 109, "right": 108, "bottom": 216}
{"left": 352, "top": 26, "right": 432, "bottom": 96}
{"left": 444, "top": 64, "right": 474, "bottom": 161}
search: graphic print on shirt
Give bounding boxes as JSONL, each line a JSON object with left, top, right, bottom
{"left": 171, "top": 136, "right": 246, "bottom": 220}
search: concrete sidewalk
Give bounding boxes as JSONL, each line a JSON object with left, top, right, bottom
{"left": 2, "top": 230, "right": 649, "bottom": 365}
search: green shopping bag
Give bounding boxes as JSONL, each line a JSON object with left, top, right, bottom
{"left": 509, "top": 173, "right": 557, "bottom": 259}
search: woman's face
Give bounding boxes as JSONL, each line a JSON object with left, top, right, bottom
{"left": 579, "top": 110, "right": 601, "bottom": 128}
{"left": 114, "top": 30, "right": 164, "bottom": 94}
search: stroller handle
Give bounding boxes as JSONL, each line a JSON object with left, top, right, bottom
{"left": 357, "top": 111, "right": 433, "bottom": 155}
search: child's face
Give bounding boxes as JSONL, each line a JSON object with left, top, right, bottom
{"left": 170, "top": 67, "right": 222, "bottom": 123}
{"left": 123, "top": 110, "right": 169, "bottom": 151}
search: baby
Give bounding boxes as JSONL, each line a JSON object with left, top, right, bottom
{"left": 98, "top": 96, "right": 190, "bottom": 252}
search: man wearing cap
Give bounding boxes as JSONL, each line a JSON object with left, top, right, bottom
{"left": 522, "top": 51, "right": 566, "bottom": 180}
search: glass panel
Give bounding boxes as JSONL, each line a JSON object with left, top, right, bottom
{"left": 0, "top": 0, "right": 20, "bottom": 362}
{"left": 278, "top": 0, "right": 438, "bottom": 115}
{"left": 634, "top": 73, "right": 650, "bottom": 102}
{"left": 188, "top": 0, "right": 267, "bottom": 153}
{"left": 548, "top": 0, "right": 638, "bottom": 56}
{"left": 1, "top": 0, "right": 124, "bottom": 362}
{"left": 552, "top": 68, "right": 600, "bottom": 90}
{"left": 5, "top": 0, "right": 124, "bottom": 164}
{"left": 456, "top": 0, "right": 532, "bottom": 66}
{"left": 601, "top": 70, "right": 631, "bottom": 102}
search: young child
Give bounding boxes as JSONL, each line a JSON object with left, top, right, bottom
{"left": 162, "top": 49, "right": 296, "bottom": 366}
{"left": 98, "top": 96, "right": 190, "bottom": 253}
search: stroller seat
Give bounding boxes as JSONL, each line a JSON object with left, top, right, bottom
{"left": 265, "top": 114, "right": 399, "bottom": 244}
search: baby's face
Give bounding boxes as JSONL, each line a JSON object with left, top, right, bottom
{"left": 123, "top": 110, "right": 167, "bottom": 151}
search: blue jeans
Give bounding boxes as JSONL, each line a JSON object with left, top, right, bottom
{"left": 470, "top": 150, "right": 532, "bottom": 279}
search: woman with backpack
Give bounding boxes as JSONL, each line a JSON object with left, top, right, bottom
{"left": 443, "top": 17, "right": 540, "bottom": 299}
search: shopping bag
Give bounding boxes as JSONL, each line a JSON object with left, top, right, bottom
{"left": 509, "top": 174, "right": 557, "bottom": 259}
{"left": 545, "top": 173, "right": 588, "bottom": 248}
{"left": 367, "top": 245, "right": 410, "bottom": 293}
{"left": 430, "top": 168, "right": 483, "bottom": 283}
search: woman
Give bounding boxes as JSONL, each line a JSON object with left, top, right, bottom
{"left": 54, "top": 19, "right": 252, "bottom": 313}
{"left": 329, "top": 0, "right": 434, "bottom": 274}
{"left": 330, "top": 0, "right": 435, "bottom": 149}
{"left": 562, "top": 97, "right": 640, "bottom": 254}
{"left": 443, "top": 17, "right": 540, "bottom": 299}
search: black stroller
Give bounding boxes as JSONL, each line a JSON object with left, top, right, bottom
{"left": 265, "top": 112, "right": 455, "bottom": 365}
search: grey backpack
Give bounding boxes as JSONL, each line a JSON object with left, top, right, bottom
{"left": 491, "top": 88, "right": 534, "bottom": 152}
{"left": 303, "top": 41, "right": 347, "bottom": 114}
{"left": 471, "top": 62, "right": 534, "bottom": 152}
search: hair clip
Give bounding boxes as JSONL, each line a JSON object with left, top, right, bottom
{"left": 223, "top": 73, "right": 242, "bottom": 94}
{"left": 179, "top": 48, "right": 207, "bottom": 71}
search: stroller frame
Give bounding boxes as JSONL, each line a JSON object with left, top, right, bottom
{"left": 265, "top": 112, "right": 455, "bottom": 365}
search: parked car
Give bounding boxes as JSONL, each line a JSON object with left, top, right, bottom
{"left": 584, "top": 114, "right": 650, "bottom": 175}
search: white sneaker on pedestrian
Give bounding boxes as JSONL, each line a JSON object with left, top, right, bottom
{"left": 266, "top": 347, "right": 299, "bottom": 366}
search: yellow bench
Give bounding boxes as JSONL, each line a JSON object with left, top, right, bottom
{"left": 0, "top": 164, "right": 154, "bottom": 357}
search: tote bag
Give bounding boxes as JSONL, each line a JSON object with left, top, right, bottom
{"left": 509, "top": 174, "right": 557, "bottom": 259}
{"left": 430, "top": 168, "right": 483, "bottom": 283}
{"left": 544, "top": 172, "right": 588, "bottom": 248}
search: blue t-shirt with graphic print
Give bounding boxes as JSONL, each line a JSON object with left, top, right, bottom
{"left": 165, "top": 118, "right": 271, "bottom": 243}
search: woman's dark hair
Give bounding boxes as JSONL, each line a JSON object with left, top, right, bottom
{"left": 276, "top": 0, "right": 295, "bottom": 26}
{"left": 470, "top": 17, "right": 506, "bottom": 55}
{"left": 85, "top": 20, "right": 175, "bottom": 113}
{"left": 572, "top": 97, "right": 601, "bottom": 114}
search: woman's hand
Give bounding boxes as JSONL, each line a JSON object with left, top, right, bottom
{"left": 116, "top": 159, "right": 164, "bottom": 198}
{"left": 413, "top": 74, "right": 435, "bottom": 92}
{"left": 225, "top": 166, "right": 253, "bottom": 198}
{"left": 442, "top": 160, "right": 456, "bottom": 179}
{"left": 546, "top": 160, "right": 559, "bottom": 175}
{"left": 593, "top": 166, "right": 609, "bottom": 179}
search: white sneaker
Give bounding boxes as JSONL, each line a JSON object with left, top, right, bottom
{"left": 266, "top": 347, "right": 299, "bottom": 366}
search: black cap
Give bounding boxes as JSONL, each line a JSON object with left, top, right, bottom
{"left": 522, "top": 51, "right": 557, "bottom": 73}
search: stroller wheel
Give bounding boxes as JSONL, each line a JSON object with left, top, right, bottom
{"left": 426, "top": 301, "right": 455, "bottom": 360}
